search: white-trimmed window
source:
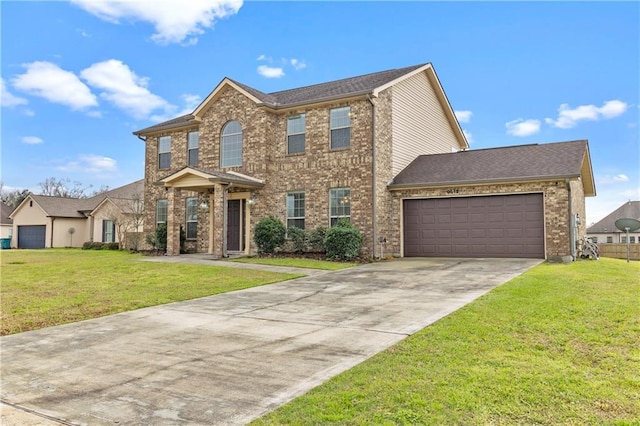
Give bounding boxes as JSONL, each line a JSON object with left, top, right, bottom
{"left": 631, "top": 236, "right": 636, "bottom": 243}
{"left": 188, "top": 131, "right": 199, "bottom": 166}
{"left": 102, "top": 220, "right": 115, "bottom": 243}
{"left": 158, "top": 136, "right": 171, "bottom": 169}
{"left": 591, "top": 236, "right": 598, "bottom": 243}
{"left": 330, "top": 107, "right": 350, "bottom": 149}
{"left": 287, "top": 114, "right": 306, "bottom": 154}
{"left": 221, "top": 121, "right": 242, "bottom": 167}
{"left": 287, "top": 192, "right": 305, "bottom": 229}
{"left": 329, "top": 187, "right": 350, "bottom": 226}
{"left": 186, "top": 197, "right": 198, "bottom": 239}
{"left": 607, "top": 236, "right": 613, "bottom": 243}
{"left": 156, "top": 199, "right": 168, "bottom": 227}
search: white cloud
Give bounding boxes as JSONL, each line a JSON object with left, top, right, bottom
{"left": 12, "top": 61, "right": 98, "bottom": 110}
{"left": 149, "top": 93, "right": 202, "bottom": 123}
{"left": 290, "top": 58, "right": 306, "bottom": 70}
{"left": 598, "top": 174, "right": 630, "bottom": 185}
{"left": 256, "top": 54, "right": 268, "bottom": 61}
{"left": 462, "top": 129, "right": 474, "bottom": 144}
{"left": 21, "top": 136, "right": 43, "bottom": 145}
{"left": 257, "top": 65, "right": 284, "bottom": 78}
{"left": 80, "top": 59, "right": 170, "bottom": 119}
{"left": 57, "top": 154, "right": 117, "bottom": 174}
{"left": 545, "top": 100, "right": 628, "bottom": 129}
{"left": 505, "top": 118, "right": 541, "bottom": 137}
{"left": 1, "top": 78, "right": 28, "bottom": 107}
{"left": 455, "top": 110, "right": 472, "bottom": 123}
{"left": 71, "top": 0, "right": 243, "bottom": 45}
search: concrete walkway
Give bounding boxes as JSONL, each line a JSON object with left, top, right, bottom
{"left": 1, "top": 257, "right": 541, "bottom": 425}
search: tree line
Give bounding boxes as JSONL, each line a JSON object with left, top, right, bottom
{"left": 0, "top": 177, "right": 110, "bottom": 209}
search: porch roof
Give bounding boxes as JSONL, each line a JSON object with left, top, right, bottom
{"left": 155, "top": 167, "right": 265, "bottom": 192}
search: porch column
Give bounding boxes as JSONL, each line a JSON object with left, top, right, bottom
{"left": 208, "top": 192, "right": 214, "bottom": 255}
{"left": 211, "top": 183, "right": 225, "bottom": 258}
{"left": 166, "top": 187, "right": 181, "bottom": 256}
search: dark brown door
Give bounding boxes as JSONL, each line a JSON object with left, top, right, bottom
{"left": 227, "top": 200, "right": 241, "bottom": 251}
{"left": 403, "top": 194, "right": 544, "bottom": 258}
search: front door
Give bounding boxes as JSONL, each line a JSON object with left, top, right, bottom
{"left": 227, "top": 199, "right": 243, "bottom": 252}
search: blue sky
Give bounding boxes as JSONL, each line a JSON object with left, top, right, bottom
{"left": 1, "top": 1, "right": 638, "bottom": 224}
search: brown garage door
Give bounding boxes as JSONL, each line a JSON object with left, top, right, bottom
{"left": 403, "top": 193, "right": 544, "bottom": 258}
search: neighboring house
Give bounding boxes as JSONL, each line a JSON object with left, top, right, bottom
{"left": 133, "top": 63, "right": 595, "bottom": 260}
{"left": 1, "top": 202, "right": 14, "bottom": 239}
{"left": 9, "top": 180, "right": 144, "bottom": 249}
{"left": 587, "top": 201, "right": 640, "bottom": 244}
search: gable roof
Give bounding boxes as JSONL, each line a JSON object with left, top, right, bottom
{"left": 1, "top": 202, "right": 14, "bottom": 225}
{"left": 389, "top": 140, "right": 596, "bottom": 196}
{"left": 9, "top": 180, "right": 144, "bottom": 219}
{"left": 134, "top": 63, "right": 457, "bottom": 136}
{"left": 587, "top": 201, "right": 640, "bottom": 233}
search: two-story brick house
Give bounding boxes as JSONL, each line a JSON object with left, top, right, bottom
{"left": 134, "top": 63, "right": 595, "bottom": 260}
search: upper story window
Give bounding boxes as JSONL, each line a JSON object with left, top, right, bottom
{"left": 330, "top": 107, "right": 351, "bottom": 150}
{"left": 188, "top": 131, "right": 199, "bottom": 167}
{"left": 606, "top": 236, "right": 613, "bottom": 243}
{"left": 186, "top": 197, "right": 198, "bottom": 239}
{"left": 329, "top": 187, "right": 351, "bottom": 226}
{"left": 221, "top": 121, "right": 242, "bottom": 167}
{"left": 158, "top": 136, "right": 171, "bottom": 169}
{"left": 286, "top": 191, "right": 305, "bottom": 229}
{"left": 287, "top": 114, "right": 306, "bottom": 154}
{"left": 156, "top": 199, "right": 168, "bottom": 227}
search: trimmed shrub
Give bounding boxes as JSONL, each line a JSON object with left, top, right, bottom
{"left": 324, "top": 219, "right": 363, "bottom": 260}
{"left": 287, "top": 226, "right": 307, "bottom": 253}
{"left": 254, "top": 216, "right": 286, "bottom": 254}
{"left": 146, "top": 223, "right": 167, "bottom": 252}
{"left": 82, "top": 241, "right": 120, "bottom": 250}
{"left": 308, "top": 226, "right": 327, "bottom": 253}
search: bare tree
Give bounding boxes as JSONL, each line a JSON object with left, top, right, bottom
{"left": 0, "top": 182, "right": 30, "bottom": 208}
{"left": 38, "top": 177, "right": 91, "bottom": 198}
{"left": 99, "top": 192, "right": 145, "bottom": 250}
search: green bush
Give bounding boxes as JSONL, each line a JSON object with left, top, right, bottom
{"left": 82, "top": 241, "right": 120, "bottom": 250}
{"left": 287, "top": 226, "right": 307, "bottom": 253}
{"left": 308, "top": 226, "right": 327, "bottom": 252}
{"left": 324, "top": 219, "right": 363, "bottom": 260}
{"left": 254, "top": 216, "right": 286, "bottom": 254}
{"left": 146, "top": 223, "right": 167, "bottom": 252}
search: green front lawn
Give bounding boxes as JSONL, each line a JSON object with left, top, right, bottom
{"left": 230, "top": 256, "right": 357, "bottom": 270}
{"left": 0, "top": 249, "right": 301, "bottom": 335}
{"left": 254, "top": 258, "right": 640, "bottom": 425}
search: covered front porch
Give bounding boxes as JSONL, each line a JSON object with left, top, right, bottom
{"left": 155, "top": 167, "right": 265, "bottom": 257}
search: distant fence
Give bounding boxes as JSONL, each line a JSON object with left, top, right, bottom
{"left": 598, "top": 244, "right": 640, "bottom": 261}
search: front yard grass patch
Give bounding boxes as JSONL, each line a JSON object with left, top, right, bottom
{"left": 1, "top": 249, "right": 301, "bottom": 335}
{"left": 230, "top": 257, "right": 356, "bottom": 270}
{"left": 254, "top": 258, "right": 640, "bottom": 425}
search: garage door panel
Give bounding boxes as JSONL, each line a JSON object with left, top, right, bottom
{"left": 404, "top": 194, "right": 544, "bottom": 258}
{"left": 17, "top": 225, "right": 46, "bottom": 249}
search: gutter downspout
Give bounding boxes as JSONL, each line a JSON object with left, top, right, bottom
{"left": 366, "top": 94, "right": 378, "bottom": 259}
{"left": 566, "top": 179, "right": 576, "bottom": 261}
{"left": 50, "top": 217, "right": 55, "bottom": 248}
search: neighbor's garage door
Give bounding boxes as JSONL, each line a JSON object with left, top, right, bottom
{"left": 403, "top": 193, "right": 544, "bottom": 258}
{"left": 17, "top": 225, "right": 46, "bottom": 249}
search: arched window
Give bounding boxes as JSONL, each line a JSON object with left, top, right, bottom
{"left": 221, "top": 121, "right": 242, "bottom": 167}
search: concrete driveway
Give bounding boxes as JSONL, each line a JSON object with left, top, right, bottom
{"left": 1, "top": 257, "right": 541, "bottom": 425}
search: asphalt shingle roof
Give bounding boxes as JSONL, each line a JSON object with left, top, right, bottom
{"left": 390, "top": 140, "right": 589, "bottom": 187}
{"left": 1, "top": 202, "right": 13, "bottom": 225}
{"left": 587, "top": 201, "right": 640, "bottom": 233}
{"left": 23, "top": 180, "right": 144, "bottom": 218}
{"left": 136, "top": 63, "right": 428, "bottom": 134}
